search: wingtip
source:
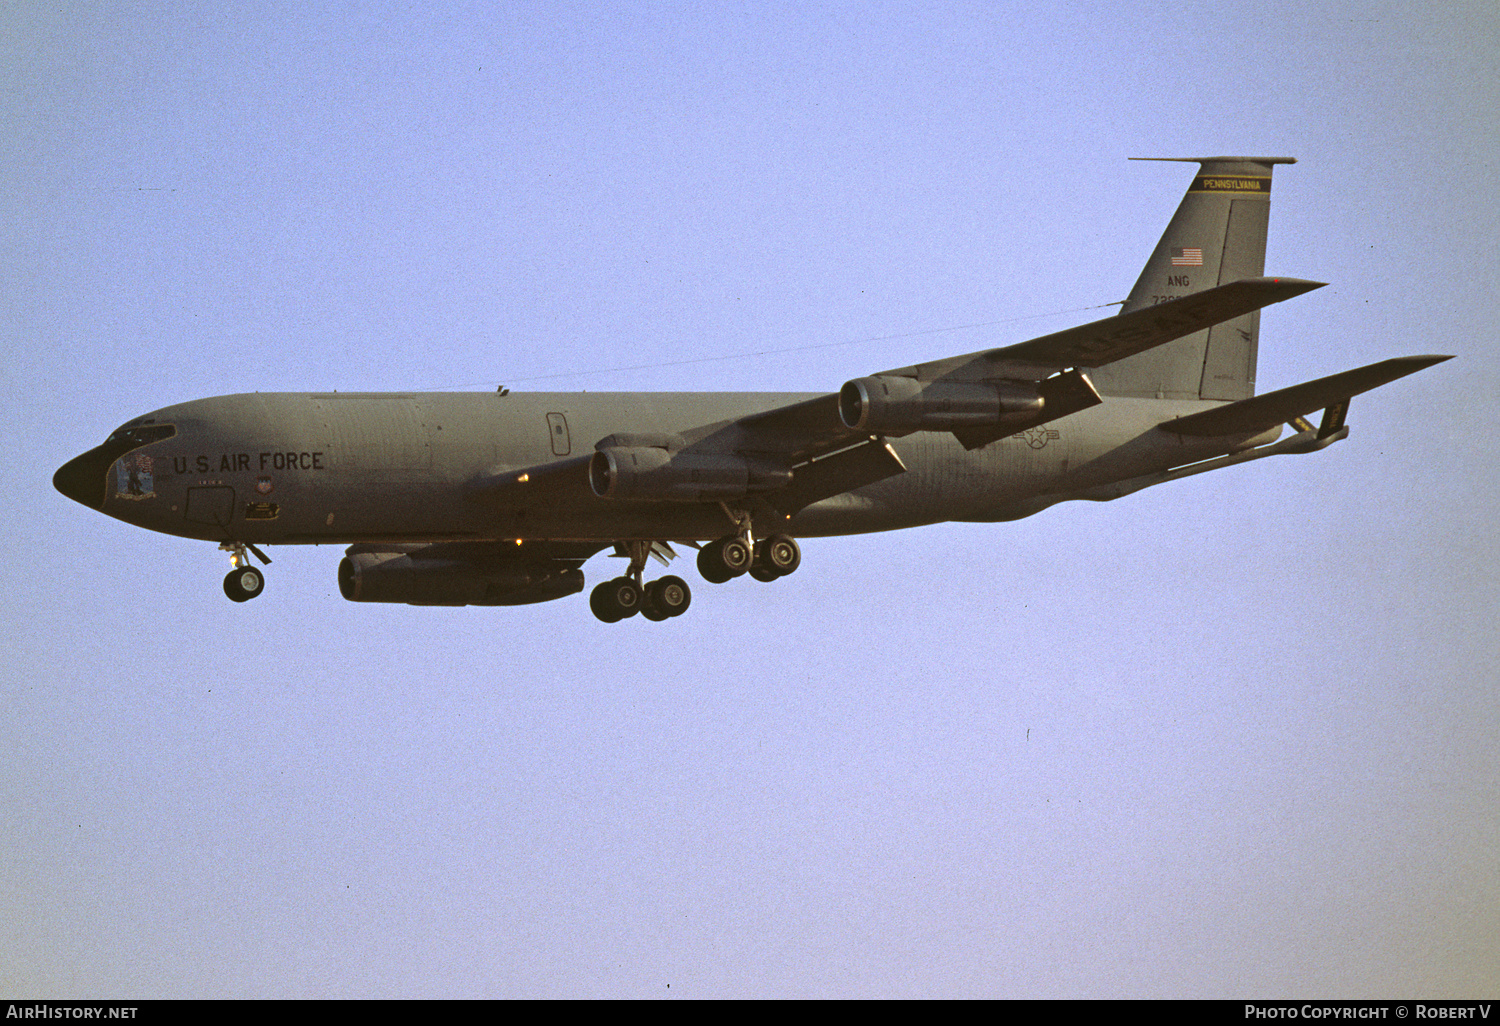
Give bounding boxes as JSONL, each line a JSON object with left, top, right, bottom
{"left": 1246, "top": 275, "right": 1328, "bottom": 294}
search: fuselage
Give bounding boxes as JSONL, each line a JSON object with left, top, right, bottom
{"left": 48, "top": 158, "right": 1446, "bottom": 620}
{"left": 55, "top": 390, "right": 1274, "bottom": 546}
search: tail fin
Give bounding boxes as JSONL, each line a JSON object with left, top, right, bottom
{"left": 1089, "top": 156, "right": 1297, "bottom": 401}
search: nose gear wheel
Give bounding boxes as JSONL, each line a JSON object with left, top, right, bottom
{"left": 219, "top": 541, "right": 268, "bottom": 602}
{"left": 224, "top": 565, "right": 264, "bottom": 602}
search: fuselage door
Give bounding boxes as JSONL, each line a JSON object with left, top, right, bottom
{"left": 546, "top": 413, "right": 571, "bottom": 456}
{"left": 184, "top": 486, "right": 235, "bottom": 527}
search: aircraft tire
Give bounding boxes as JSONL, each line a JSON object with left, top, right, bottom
{"left": 719, "top": 538, "right": 752, "bottom": 577}
{"left": 640, "top": 580, "right": 671, "bottom": 621}
{"left": 651, "top": 575, "right": 691, "bottom": 617}
{"left": 590, "top": 580, "right": 626, "bottom": 622}
{"left": 698, "top": 536, "right": 752, "bottom": 583}
{"left": 593, "top": 576, "right": 643, "bottom": 621}
{"left": 762, "top": 535, "right": 801, "bottom": 576}
{"left": 224, "top": 566, "right": 264, "bottom": 603}
{"left": 749, "top": 565, "right": 781, "bottom": 582}
{"left": 696, "top": 540, "right": 733, "bottom": 584}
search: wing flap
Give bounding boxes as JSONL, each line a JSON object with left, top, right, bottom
{"left": 951, "top": 367, "right": 1103, "bottom": 450}
{"left": 1161, "top": 355, "right": 1453, "bottom": 437}
{"left": 770, "top": 438, "right": 907, "bottom": 515}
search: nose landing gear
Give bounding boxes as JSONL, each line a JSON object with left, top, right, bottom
{"left": 224, "top": 565, "right": 265, "bottom": 602}
{"left": 219, "top": 541, "right": 271, "bottom": 603}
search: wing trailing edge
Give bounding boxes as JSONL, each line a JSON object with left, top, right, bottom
{"left": 772, "top": 438, "right": 907, "bottom": 515}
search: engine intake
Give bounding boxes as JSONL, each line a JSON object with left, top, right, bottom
{"left": 589, "top": 446, "right": 791, "bottom": 502}
{"left": 838, "top": 376, "right": 1045, "bottom": 435}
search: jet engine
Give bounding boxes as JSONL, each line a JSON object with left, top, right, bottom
{"left": 837, "top": 376, "right": 1045, "bottom": 435}
{"left": 589, "top": 446, "right": 792, "bottom": 502}
{"left": 338, "top": 549, "right": 584, "bottom": 606}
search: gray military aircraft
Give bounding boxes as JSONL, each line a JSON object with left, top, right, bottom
{"left": 55, "top": 157, "right": 1450, "bottom": 622}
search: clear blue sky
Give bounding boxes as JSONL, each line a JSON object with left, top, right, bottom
{"left": 4, "top": 1, "right": 1497, "bottom": 998}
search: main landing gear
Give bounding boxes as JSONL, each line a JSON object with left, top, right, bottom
{"left": 220, "top": 541, "right": 271, "bottom": 603}
{"left": 697, "top": 533, "right": 801, "bottom": 584}
{"left": 590, "top": 540, "right": 692, "bottom": 623}
{"left": 695, "top": 505, "right": 801, "bottom": 586}
{"left": 590, "top": 573, "right": 692, "bottom": 623}
{"left": 589, "top": 520, "right": 801, "bottom": 623}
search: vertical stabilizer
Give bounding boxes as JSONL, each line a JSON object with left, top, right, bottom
{"left": 1090, "top": 156, "right": 1296, "bottom": 400}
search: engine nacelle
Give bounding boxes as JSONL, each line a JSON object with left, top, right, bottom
{"left": 338, "top": 550, "right": 584, "bottom": 606}
{"left": 838, "top": 376, "right": 1045, "bottom": 435}
{"left": 589, "top": 446, "right": 792, "bottom": 502}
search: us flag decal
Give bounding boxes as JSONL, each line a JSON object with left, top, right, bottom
{"left": 1171, "top": 247, "right": 1203, "bottom": 266}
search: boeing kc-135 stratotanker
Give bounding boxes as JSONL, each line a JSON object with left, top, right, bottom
{"left": 54, "top": 157, "right": 1450, "bottom": 622}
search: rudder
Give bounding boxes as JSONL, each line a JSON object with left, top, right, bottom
{"left": 1089, "top": 156, "right": 1296, "bottom": 401}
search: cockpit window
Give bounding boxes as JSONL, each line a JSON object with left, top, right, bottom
{"left": 54, "top": 423, "right": 179, "bottom": 510}
{"left": 104, "top": 423, "right": 177, "bottom": 449}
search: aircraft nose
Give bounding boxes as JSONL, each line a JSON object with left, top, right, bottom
{"left": 54, "top": 448, "right": 111, "bottom": 510}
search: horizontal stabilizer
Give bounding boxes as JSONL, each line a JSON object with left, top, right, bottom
{"left": 1160, "top": 355, "right": 1453, "bottom": 437}
{"left": 1128, "top": 155, "right": 1297, "bottom": 166}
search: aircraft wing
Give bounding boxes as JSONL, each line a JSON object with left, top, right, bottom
{"left": 731, "top": 393, "right": 855, "bottom": 463}
{"left": 1160, "top": 355, "right": 1452, "bottom": 437}
{"left": 886, "top": 277, "right": 1325, "bottom": 381}
{"left": 680, "top": 399, "right": 909, "bottom": 515}
{"left": 474, "top": 277, "right": 1330, "bottom": 514}
{"left": 724, "top": 279, "right": 1324, "bottom": 452}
